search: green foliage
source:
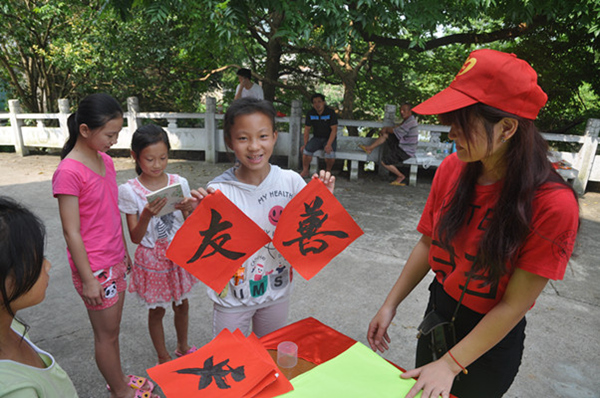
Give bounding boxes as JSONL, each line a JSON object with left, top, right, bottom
{"left": 502, "top": 12, "right": 600, "bottom": 134}
{"left": 0, "top": 0, "right": 598, "bottom": 135}
{"left": 0, "top": 1, "right": 104, "bottom": 112}
{"left": 0, "top": 0, "right": 238, "bottom": 112}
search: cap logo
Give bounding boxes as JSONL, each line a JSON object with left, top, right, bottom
{"left": 457, "top": 57, "right": 477, "bottom": 77}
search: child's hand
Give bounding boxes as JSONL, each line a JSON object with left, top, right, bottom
{"left": 144, "top": 197, "right": 167, "bottom": 217}
{"left": 313, "top": 170, "right": 336, "bottom": 194}
{"left": 82, "top": 278, "right": 104, "bottom": 307}
{"left": 174, "top": 197, "right": 197, "bottom": 214}
{"left": 190, "top": 186, "right": 216, "bottom": 204}
{"left": 125, "top": 253, "right": 132, "bottom": 274}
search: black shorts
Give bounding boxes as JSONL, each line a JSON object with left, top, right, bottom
{"left": 303, "top": 137, "right": 337, "bottom": 158}
{"left": 381, "top": 134, "right": 411, "bottom": 165}
{"left": 416, "top": 279, "right": 526, "bottom": 398}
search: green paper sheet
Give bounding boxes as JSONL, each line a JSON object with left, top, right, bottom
{"left": 279, "top": 342, "right": 423, "bottom": 398}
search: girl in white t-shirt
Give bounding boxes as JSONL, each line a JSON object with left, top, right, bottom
{"left": 119, "top": 124, "right": 198, "bottom": 365}
{"left": 191, "top": 98, "right": 335, "bottom": 338}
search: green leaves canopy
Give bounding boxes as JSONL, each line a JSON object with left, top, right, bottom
{"left": 1, "top": 0, "right": 598, "bottom": 134}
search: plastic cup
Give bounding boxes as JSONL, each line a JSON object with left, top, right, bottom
{"left": 277, "top": 341, "right": 298, "bottom": 368}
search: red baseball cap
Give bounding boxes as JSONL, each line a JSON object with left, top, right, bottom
{"left": 413, "top": 49, "right": 548, "bottom": 120}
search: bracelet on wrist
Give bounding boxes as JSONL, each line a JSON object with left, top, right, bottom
{"left": 448, "top": 350, "right": 468, "bottom": 375}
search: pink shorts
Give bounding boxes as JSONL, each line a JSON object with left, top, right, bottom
{"left": 72, "top": 259, "right": 128, "bottom": 311}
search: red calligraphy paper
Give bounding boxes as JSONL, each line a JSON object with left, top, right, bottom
{"left": 272, "top": 178, "right": 363, "bottom": 280}
{"left": 147, "top": 329, "right": 280, "bottom": 398}
{"left": 260, "top": 317, "right": 355, "bottom": 365}
{"left": 166, "top": 190, "right": 271, "bottom": 293}
{"left": 234, "top": 331, "right": 293, "bottom": 397}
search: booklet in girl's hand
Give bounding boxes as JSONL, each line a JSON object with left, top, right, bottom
{"left": 146, "top": 183, "right": 184, "bottom": 217}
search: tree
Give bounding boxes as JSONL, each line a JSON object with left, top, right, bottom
{"left": 504, "top": 21, "right": 600, "bottom": 133}
{"left": 0, "top": 1, "right": 106, "bottom": 112}
{"left": 194, "top": 0, "right": 380, "bottom": 123}
{"left": 3, "top": 0, "right": 598, "bottom": 132}
{"left": 0, "top": 1, "right": 235, "bottom": 112}
{"left": 186, "top": 0, "right": 600, "bottom": 127}
{"left": 351, "top": 1, "right": 600, "bottom": 125}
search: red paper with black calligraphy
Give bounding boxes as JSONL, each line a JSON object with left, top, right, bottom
{"left": 272, "top": 178, "right": 363, "bottom": 280}
{"left": 147, "top": 329, "right": 279, "bottom": 398}
{"left": 166, "top": 189, "right": 271, "bottom": 293}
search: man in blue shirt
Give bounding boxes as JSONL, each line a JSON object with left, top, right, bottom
{"left": 300, "top": 94, "right": 338, "bottom": 177}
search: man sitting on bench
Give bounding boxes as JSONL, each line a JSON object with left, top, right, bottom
{"left": 360, "top": 103, "right": 418, "bottom": 186}
{"left": 300, "top": 93, "right": 338, "bottom": 178}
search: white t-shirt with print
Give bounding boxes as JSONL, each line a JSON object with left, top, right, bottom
{"left": 206, "top": 165, "right": 305, "bottom": 312}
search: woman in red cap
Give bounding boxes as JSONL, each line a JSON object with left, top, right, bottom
{"left": 367, "top": 49, "right": 579, "bottom": 398}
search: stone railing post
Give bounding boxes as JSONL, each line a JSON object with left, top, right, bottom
{"left": 205, "top": 96, "right": 217, "bottom": 163}
{"left": 378, "top": 104, "right": 397, "bottom": 176}
{"left": 127, "top": 97, "right": 140, "bottom": 136}
{"left": 8, "top": 100, "right": 28, "bottom": 156}
{"left": 383, "top": 104, "right": 396, "bottom": 127}
{"left": 289, "top": 99, "right": 302, "bottom": 170}
{"left": 58, "top": 99, "right": 70, "bottom": 146}
{"left": 574, "top": 118, "right": 600, "bottom": 195}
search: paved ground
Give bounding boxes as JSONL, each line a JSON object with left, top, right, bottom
{"left": 1, "top": 151, "right": 599, "bottom": 398}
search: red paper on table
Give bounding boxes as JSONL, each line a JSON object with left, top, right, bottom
{"left": 147, "top": 329, "right": 279, "bottom": 398}
{"left": 232, "top": 330, "right": 293, "bottom": 397}
{"left": 260, "top": 317, "right": 355, "bottom": 365}
{"left": 272, "top": 178, "right": 363, "bottom": 280}
{"left": 166, "top": 189, "right": 271, "bottom": 293}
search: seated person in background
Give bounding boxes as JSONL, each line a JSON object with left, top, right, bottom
{"left": 300, "top": 93, "right": 338, "bottom": 177}
{"left": 234, "top": 68, "right": 264, "bottom": 100}
{"left": 360, "top": 103, "right": 418, "bottom": 186}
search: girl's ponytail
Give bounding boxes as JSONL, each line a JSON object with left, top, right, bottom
{"left": 61, "top": 112, "right": 80, "bottom": 159}
{"left": 60, "top": 93, "right": 123, "bottom": 159}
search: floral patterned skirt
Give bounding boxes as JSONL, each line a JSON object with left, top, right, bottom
{"left": 129, "top": 238, "right": 198, "bottom": 309}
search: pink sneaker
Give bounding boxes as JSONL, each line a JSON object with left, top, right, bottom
{"left": 174, "top": 346, "right": 197, "bottom": 357}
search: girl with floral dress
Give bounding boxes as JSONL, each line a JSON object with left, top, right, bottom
{"left": 118, "top": 124, "right": 198, "bottom": 365}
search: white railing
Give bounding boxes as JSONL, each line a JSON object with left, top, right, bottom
{"left": 1, "top": 97, "right": 598, "bottom": 194}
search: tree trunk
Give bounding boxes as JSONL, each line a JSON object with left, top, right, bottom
{"left": 263, "top": 37, "right": 282, "bottom": 102}
{"left": 306, "top": 42, "right": 375, "bottom": 137}
{"left": 341, "top": 77, "right": 359, "bottom": 136}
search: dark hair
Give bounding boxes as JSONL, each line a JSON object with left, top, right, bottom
{"left": 436, "top": 103, "right": 579, "bottom": 285}
{"left": 131, "top": 124, "right": 171, "bottom": 175}
{"left": 223, "top": 98, "right": 276, "bottom": 142}
{"left": 401, "top": 102, "right": 412, "bottom": 109}
{"left": 0, "top": 197, "right": 46, "bottom": 319}
{"left": 61, "top": 93, "right": 123, "bottom": 159}
{"left": 237, "top": 68, "right": 252, "bottom": 80}
{"left": 311, "top": 93, "right": 325, "bottom": 102}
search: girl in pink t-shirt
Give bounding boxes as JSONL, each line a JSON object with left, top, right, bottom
{"left": 52, "top": 93, "right": 158, "bottom": 398}
{"left": 118, "top": 124, "right": 198, "bottom": 365}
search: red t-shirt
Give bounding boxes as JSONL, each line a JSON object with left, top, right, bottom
{"left": 418, "top": 153, "right": 579, "bottom": 314}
